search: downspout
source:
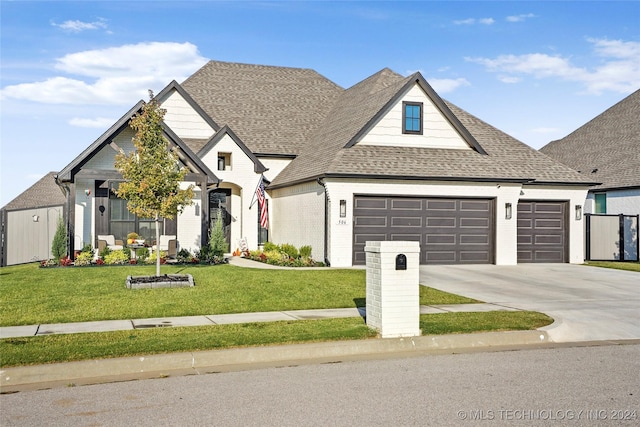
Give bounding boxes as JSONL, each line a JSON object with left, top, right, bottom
{"left": 316, "top": 177, "right": 330, "bottom": 266}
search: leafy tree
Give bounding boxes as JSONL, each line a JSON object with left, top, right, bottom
{"left": 114, "top": 91, "right": 194, "bottom": 276}
{"left": 51, "top": 216, "right": 67, "bottom": 262}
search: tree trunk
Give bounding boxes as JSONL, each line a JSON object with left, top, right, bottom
{"left": 155, "top": 214, "right": 161, "bottom": 277}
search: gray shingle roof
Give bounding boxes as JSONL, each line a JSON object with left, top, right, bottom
{"left": 540, "top": 89, "right": 640, "bottom": 191}
{"left": 181, "top": 61, "right": 343, "bottom": 156}
{"left": 270, "top": 67, "right": 594, "bottom": 188}
{"left": 2, "top": 172, "right": 65, "bottom": 211}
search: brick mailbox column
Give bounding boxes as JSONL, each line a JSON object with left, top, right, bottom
{"left": 365, "top": 241, "right": 421, "bottom": 338}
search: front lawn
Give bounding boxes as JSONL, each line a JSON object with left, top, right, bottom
{"left": 0, "top": 311, "right": 553, "bottom": 367}
{"left": 0, "top": 263, "right": 477, "bottom": 326}
{"left": 585, "top": 261, "right": 640, "bottom": 273}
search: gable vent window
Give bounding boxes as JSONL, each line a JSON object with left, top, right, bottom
{"left": 218, "top": 153, "right": 231, "bottom": 171}
{"left": 402, "top": 101, "right": 423, "bottom": 135}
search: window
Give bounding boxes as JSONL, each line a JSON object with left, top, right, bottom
{"left": 595, "top": 193, "right": 607, "bottom": 214}
{"left": 108, "top": 182, "right": 162, "bottom": 243}
{"left": 217, "top": 153, "right": 231, "bottom": 171}
{"left": 402, "top": 101, "right": 423, "bottom": 134}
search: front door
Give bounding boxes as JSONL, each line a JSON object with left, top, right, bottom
{"left": 209, "top": 189, "right": 232, "bottom": 248}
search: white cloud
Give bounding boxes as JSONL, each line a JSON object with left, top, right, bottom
{"left": 465, "top": 38, "right": 640, "bottom": 94}
{"left": 453, "top": 17, "right": 494, "bottom": 25}
{"left": 0, "top": 42, "right": 208, "bottom": 105}
{"left": 428, "top": 77, "right": 471, "bottom": 93}
{"left": 69, "top": 117, "right": 116, "bottom": 128}
{"left": 498, "top": 76, "right": 521, "bottom": 84}
{"left": 506, "top": 13, "right": 536, "bottom": 23}
{"left": 51, "top": 18, "right": 108, "bottom": 32}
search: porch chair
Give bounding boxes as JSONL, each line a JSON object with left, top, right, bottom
{"left": 152, "top": 235, "right": 177, "bottom": 259}
{"left": 97, "top": 235, "right": 124, "bottom": 252}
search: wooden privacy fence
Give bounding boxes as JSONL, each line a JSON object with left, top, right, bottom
{"left": 585, "top": 214, "right": 639, "bottom": 261}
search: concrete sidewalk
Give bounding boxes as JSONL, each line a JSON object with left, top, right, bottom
{"left": 0, "top": 303, "right": 520, "bottom": 339}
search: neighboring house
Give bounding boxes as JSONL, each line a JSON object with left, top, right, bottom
{"left": 540, "top": 89, "right": 640, "bottom": 216}
{"left": 23, "top": 61, "right": 599, "bottom": 267}
{"left": 1, "top": 172, "right": 66, "bottom": 266}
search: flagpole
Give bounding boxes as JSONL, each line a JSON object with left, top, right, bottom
{"left": 249, "top": 174, "right": 263, "bottom": 209}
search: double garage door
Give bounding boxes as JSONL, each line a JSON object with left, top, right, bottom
{"left": 353, "top": 196, "right": 568, "bottom": 265}
{"left": 353, "top": 196, "right": 495, "bottom": 265}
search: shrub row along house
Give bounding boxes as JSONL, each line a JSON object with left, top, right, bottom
{"left": 2, "top": 61, "right": 599, "bottom": 267}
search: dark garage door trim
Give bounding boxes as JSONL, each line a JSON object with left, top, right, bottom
{"left": 353, "top": 195, "right": 495, "bottom": 265}
{"left": 517, "top": 200, "right": 568, "bottom": 263}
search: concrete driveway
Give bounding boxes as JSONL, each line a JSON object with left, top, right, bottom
{"left": 419, "top": 263, "right": 640, "bottom": 343}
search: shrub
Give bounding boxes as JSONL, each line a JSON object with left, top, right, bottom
{"left": 135, "top": 247, "right": 149, "bottom": 262}
{"left": 103, "top": 250, "right": 129, "bottom": 265}
{"left": 280, "top": 243, "right": 298, "bottom": 259}
{"left": 299, "top": 245, "right": 312, "bottom": 259}
{"left": 263, "top": 241, "right": 278, "bottom": 252}
{"left": 51, "top": 217, "right": 67, "bottom": 261}
{"left": 99, "top": 246, "right": 112, "bottom": 259}
{"left": 177, "top": 248, "right": 192, "bottom": 263}
{"left": 74, "top": 251, "right": 94, "bottom": 266}
{"left": 209, "top": 209, "right": 229, "bottom": 257}
{"left": 147, "top": 250, "right": 167, "bottom": 264}
{"left": 59, "top": 256, "right": 73, "bottom": 266}
{"left": 264, "top": 249, "right": 287, "bottom": 265}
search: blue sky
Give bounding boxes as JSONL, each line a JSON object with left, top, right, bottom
{"left": 1, "top": 1, "right": 639, "bottom": 207}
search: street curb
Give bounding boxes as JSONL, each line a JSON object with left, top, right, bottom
{"left": 0, "top": 330, "right": 549, "bottom": 391}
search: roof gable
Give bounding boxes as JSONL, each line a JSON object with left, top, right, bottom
{"left": 58, "top": 100, "right": 218, "bottom": 184}
{"left": 197, "top": 125, "right": 267, "bottom": 173}
{"left": 348, "top": 74, "right": 487, "bottom": 154}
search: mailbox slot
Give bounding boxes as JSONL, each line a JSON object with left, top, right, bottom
{"left": 395, "top": 254, "right": 407, "bottom": 270}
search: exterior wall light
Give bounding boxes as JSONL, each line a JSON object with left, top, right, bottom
{"left": 85, "top": 189, "right": 91, "bottom": 197}
{"left": 575, "top": 205, "right": 582, "bottom": 220}
{"left": 340, "top": 200, "right": 347, "bottom": 218}
{"left": 195, "top": 203, "right": 200, "bottom": 216}
{"left": 32, "top": 215, "right": 39, "bottom": 222}
{"left": 505, "top": 203, "right": 512, "bottom": 220}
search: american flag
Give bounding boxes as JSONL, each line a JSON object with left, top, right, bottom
{"left": 256, "top": 178, "right": 268, "bottom": 229}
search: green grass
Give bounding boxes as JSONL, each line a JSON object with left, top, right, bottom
{"left": 585, "top": 261, "right": 640, "bottom": 273}
{"left": 0, "top": 263, "right": 476, "bottom": 326}
{"left": 0, "top": 311, "right": 553, "bottom": 367}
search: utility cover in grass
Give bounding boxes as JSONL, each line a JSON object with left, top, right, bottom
{"left": 126, "top": 274, "right": 194, "bottom": 289}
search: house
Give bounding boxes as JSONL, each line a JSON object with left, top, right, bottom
{"left": 540, "top": 89, "right": 639, "bottom": 262}
{"left": 540, "top": 89, "right": 640, "bottom": 216}
{"left": 1, "top": 172, "right": 66, "bottom": 266}
{"left": 29, "top": 61, "right": 599, "bottom": 267}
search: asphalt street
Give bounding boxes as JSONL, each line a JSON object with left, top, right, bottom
{"left": 2, "top": 343, "right": 638, "bottom": 426}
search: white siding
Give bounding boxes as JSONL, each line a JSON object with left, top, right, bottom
{"left": 160, "top": 90, "right": 215, "bottom": 140}
{"left": 270, "top": 181, "right": 325, "bottom": 262}
{"left": 260, "top": 157, "right": 293, "bottom": 182}
{"left": 320, "top": 179, "right": 587, "bottom": 267}
{"left": 200, "top": 133, "right": 268, "bottom": 251}
{"left": 176, "top": 183, "right": 204, "bottom": 253}
{"left": 74, "top": 178, "right": 94, "bottom": 250}
{"left": 84, "top": 129, "right": 136, "bottom": 170}
{"left": 358, "top": 84, "right": 470, "bottom": 150}
{"left": 604, "top": 189, "right": 640, "bottom": 215}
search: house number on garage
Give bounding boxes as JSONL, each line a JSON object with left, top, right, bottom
{"left": 337, "top": 219, "right": 348, "bottom": 225}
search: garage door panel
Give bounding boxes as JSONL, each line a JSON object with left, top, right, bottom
{"left": 391, "top": 217, "right": 422, "bottom": 227}
{"left": 425, "top": 234, "right": 456, "bottom": 244}
{"left": 354, "top": 196, "right": 494, "bottom": 265}
{"left": 426, "top": 217, "right": 456, "bottom": 228}
{"left": 355, "top": 198, "right": 387, "bottom": 209}
{"left": 354, "top": 216, "right": 387, "bottom": 227}
{"left": 391, "top": 199, "right": 423, "bottom": 210}
{"left": 517, "top": 201, "right": 567, "bottom": 263}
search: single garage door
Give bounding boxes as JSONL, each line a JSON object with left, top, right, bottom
{"left": 353, "top": 196, "right": 495, "bottom": 265}
{"left": 517, "top": 201, "right": 568, "bottom": 263}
